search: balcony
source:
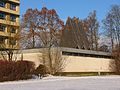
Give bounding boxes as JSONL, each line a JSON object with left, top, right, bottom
{"left": 5, "top": 42, "right": 19, "bottom": 49}
{"left": 0, "top": 31, "right": 16, "bottom": 38}
{"left": 0, "top": 36, "right": 19, "bottom": 49}
{"left": 8, "top": 0, "right": 20, "bottom": 4}
{"left": 0, "top": 19, "right": 19, "bottom": 26}
{"left": 0, "top": 43, "right": 19, "bottom": 50}
{"left": 0, "top": 7, "right": 19, "bottom": 15}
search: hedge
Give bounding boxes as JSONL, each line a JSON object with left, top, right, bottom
{"left": 0, "top": 60, "right": 35, "bottom": 82}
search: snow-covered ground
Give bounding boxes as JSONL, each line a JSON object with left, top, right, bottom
{"left": 0, "top": 76, "right": 120, "bottom": 90}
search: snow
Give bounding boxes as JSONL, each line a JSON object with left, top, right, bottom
{"left": 0, "top": 76, "right": 120, "bottom": 90}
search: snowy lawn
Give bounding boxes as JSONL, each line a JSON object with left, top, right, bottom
{"left": 0, "top": 76, "right": 120, "bottom": 90}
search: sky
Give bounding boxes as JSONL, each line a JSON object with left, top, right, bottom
{"left": 20, "top": 0, "right": 120, "bottom": 24}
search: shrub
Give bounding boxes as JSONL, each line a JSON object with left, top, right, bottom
{"left": 14, "top": 60, "right": 35, "bottom": 80}
{"left": 0, "top": 60, "right": 35, "bottom": 82}
{"left": 34, "top": 64, "right": 46, "bottom": 77}
{"left": 112, "top": 46, "right": 120, "bottom": 74}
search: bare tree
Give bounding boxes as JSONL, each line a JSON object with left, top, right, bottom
{"left": 40, "top": 48, "right": 66, "bottom": 75}
{"left": 36, "top": 7, "right": 64, "bottom": 74}
{"left": 60, "top": 17, "right": 90, "bottom": 49}
{"left": 60, "top": 12, "right": 99, "bottom": 51}
{"left": 21, "top": 7, "right": 65, "bottom": 75}
{"left": 112, "top": 45, "right": 120, "bottom": 74}
{"left": 103, "top": 5, "right": 120, "bottom": 49}
{"left": 103, "top": 5, "right": 120, "bottom": 75}
{"left": 37, "top": 7, "right": 64, "bottom": 47}
{"left": 20, "top": 9, "right": 40, "bottom": 48}
{"left": 86, "top": 10, "right": 99, "bottom": 50}
{"left": 21, "top": 7, "right": 64, "bottom": 48}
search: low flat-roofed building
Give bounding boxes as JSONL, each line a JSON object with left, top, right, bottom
{"left": 4, "top": 47, "right": 114, "bottom": 75}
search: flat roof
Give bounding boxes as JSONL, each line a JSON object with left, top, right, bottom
{"left": 61, "top": 47, "right": 111, "bottom": 56}
{"left": 21, "top": 47, "right": 111, "bottom": 56}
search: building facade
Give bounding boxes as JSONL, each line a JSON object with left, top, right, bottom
{"left": 14, "top": 47, "right": 114, "bottom": 75}
{"left": 0, "top": 0, "right": 20, "bottom": 49}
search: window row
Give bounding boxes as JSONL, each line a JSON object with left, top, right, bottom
{"left": 0, "top": 1, "right": 18, "bottom": 11}
{"left": 0, "top": 37, "right": 16, "bottom": 45}
{"left": 62, "top": 51, "right": 112, "bottom": 59}
{"left": 0, "top": 25, "right": 16, "bottom": 33}
{"left": 0, "top": 12, "right": 17, "bottom": 22}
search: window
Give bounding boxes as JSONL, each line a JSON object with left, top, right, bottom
{"left": 9, "top": 40, "right": 16, "bottom": 45}
{"left": 10, "top": 15, "right": 16, "bottom": 22}
{"left": 0, "top": 37, "right": 5, "bottom": 44}
{"left": 62, "top": 51, "right": 112, "bottom": 59}
{"left": 0, "top": 1, "right": 5, "bottom": 7}
{"left": 0, "top": 12, "right": 6, "bottom": 19}
{"left": 0, "top": 25, "right": 6, "bottom": 32}
{"left": 10, "top": 3, "right": 16, "bottom": 11}
{"left": 10, "top": 28, "right": 16, "bottom": 33}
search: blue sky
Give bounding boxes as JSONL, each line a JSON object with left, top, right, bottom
{"left": 20, "top": 0, "right": 120, "bottom": 24}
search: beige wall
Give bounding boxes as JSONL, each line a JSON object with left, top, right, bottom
{"left": 63, "top": 55, "right": 113, "bottom": 72}
{"left": 15, "top": 52, "right": 42, "bottom": 67}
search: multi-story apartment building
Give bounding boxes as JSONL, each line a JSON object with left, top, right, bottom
{"left": 0, "top": 0, "right": 20, "bottom": 49}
